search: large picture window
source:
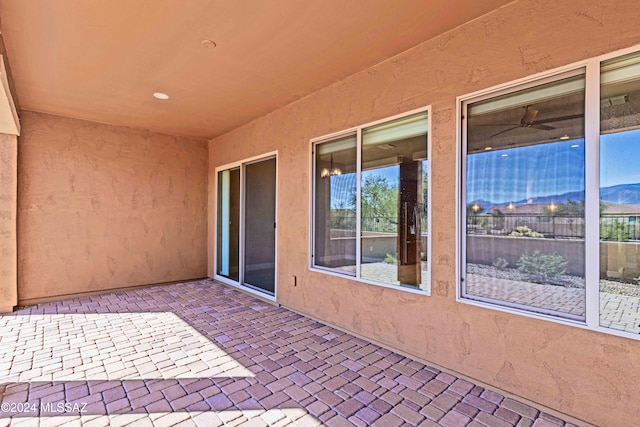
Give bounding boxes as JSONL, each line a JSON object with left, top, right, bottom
{"left": 599, "top": 52, "right": 640, "bottom": 334}
{"left": 462, "top": 72, "right": 586, "bottom": 320}
{"left": 460, "top": 48, "right": 640, "bottom": 338}
{"left": 312, "top": 109, "right": 430, "bottom": 292}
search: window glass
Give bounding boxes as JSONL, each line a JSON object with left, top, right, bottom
{"left": 600, "top": 52, "right": 640, "bottom": 334}
{"left": 312, "top": 111, "right": 429, "bottom": 291}
{"left": 217, "top": 167, "right": 240, "bottom": 281}
{"left": 361, "top": 113, "right": 428, "bottom": 288}
{"left": 314, "top": 134, "right": 357, "bottom": 273}
{"left": 463, "top": 74, "right": 586, "bottom": 320}
{"left": 244, "top": 158, "right": 277, "bottom": 293}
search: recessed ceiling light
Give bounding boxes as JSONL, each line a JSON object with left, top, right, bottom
{"left": 501, "top": 154, "right": 508, "bottom": 157}
{"left": 559, "top": 135, "right": 570, "bottom": 140}
{"left": 153, "top": 92, "right": 170, "bottom": 100}
{"left": 201, "top": 39, "right": 217, "bottom": 49}
{"left": 571, "top": 144, "right": 580, "bottom": 148}
{"left": 484, "top": 147, "right": 493, "bottom": 151}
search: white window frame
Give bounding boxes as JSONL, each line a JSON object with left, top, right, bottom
{"left": 309, "top": 106, "right": 432, "bottom": 295}
{"left": 457, "top": 44, "right": 640, "bottom": 341}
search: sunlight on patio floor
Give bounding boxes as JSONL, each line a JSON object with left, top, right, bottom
{"left": 0, "top": 312, "right": 254, "bottom": 382}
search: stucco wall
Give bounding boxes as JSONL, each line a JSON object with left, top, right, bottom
{"left": 0, "top": 133, "right": 17, "bottom": 312}
{"left": 601, "top": 240, "right": 640, "bottom": 279}
{"left": 19, "top": 111, "right": 208, "bottom": 303}
{"left": 208, "top": 1, "right": 640, "bottom": 425}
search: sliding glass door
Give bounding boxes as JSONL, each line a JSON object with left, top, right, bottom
{"left": 216, "top": 155, "right": 277, "bottom": 296}
{"left": 216, "top": 167, "right": 240, "bottom": 281}
{"left": 244, "top": 158, "right": 276, "bottom": 293}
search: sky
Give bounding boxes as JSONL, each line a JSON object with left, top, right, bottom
{"left": 328, "top": 167, "right": 400, "bottom": 209}
{"left": 329, "top": 162, "right": 430, "bottom": 209}
{"left": 325, "top": 128, "right": 640, "bottom": 208}
{"left": 466, "top": 139, "right": 585, "bottom": 204}
{"left": 466, "top": 128, "right": 640, "bottom": 204}
{"left": 600, "top": 128, "right": 640, "bottom": 188}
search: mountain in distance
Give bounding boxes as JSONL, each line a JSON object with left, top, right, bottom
{"left": 469, "top": 183, "right": 640, "bottom": 210}
{"left": 600, "top": 183, "right": 640, "bottom": 205}
{"left": 468, "top": 190, "right": 585, "bottom": 211}
{"left": 513, "top": 190, "right": 585, "bottom": 207}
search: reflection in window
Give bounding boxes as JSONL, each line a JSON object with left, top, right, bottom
{"left": 312, "top": 111, "right": 429, "bottom": 291}
{"left": 361, "top": 115, "right": 428, "bottom": 287}
{"left": 217, "top": 167, "right": 240, "bottom": 281}
{"left": 600, "top": 52, "right": 640, "bottom": 334}
{"left": 314, "top": 134, "right": 357, "bottom": 272}
{"left": 463, "top": 73, "right": 586, "bottom": 320}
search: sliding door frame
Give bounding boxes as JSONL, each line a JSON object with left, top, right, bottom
{"left": 214, "top": 151, "right": 278, "bottom": 301}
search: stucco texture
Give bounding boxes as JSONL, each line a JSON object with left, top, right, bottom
{"left": 208, "top": 1, "right": 640, "bottom": 425}
{"left": 19, "top": 111, "right": 208, "bottom": 303}
{"left": 0, "top": 133, "right": 17, "bottom": 312}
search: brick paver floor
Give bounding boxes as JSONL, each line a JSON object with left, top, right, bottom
{"left": 598, "top": 292, "right": 640, "bottom": 334}
{"left": 467, "top": 274, "right": 640, "bottom": 334}
{"left": 334, "top": 262, "right": 428, "bottom": 290}
{"left": 466, "top": 274, "right": 586, "bottom": 318}
{"left": 0, "top": 279, "right": 582, "bottom": 426}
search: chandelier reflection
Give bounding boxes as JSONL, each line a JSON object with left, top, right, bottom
{"left": 321, "top": 154, "right": 342, "bottom": 178}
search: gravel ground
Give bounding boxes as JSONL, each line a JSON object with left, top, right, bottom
{"left": 466, "top": 263, "right": 585, "bottom": 288}
{"left": 468, "top": 263, "right": 640, "bottom": 296}
{"left": 599, "top": 279, "right": 640, "bottom": 297}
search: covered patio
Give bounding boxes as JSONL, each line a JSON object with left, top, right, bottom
{"left": 0, "top": 281, "right": 576, "bottom": 426}
{"left": 1, "top": 1, "right": 640, "bottom": 426}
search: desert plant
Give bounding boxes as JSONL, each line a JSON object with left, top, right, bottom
{"left": 509, "top": 225, "right": 544, "bottom": 238}
{"left": 466, "top": 203, "right": 485, "bottom": 226}
{"left": 491, "top": 209, "right": 505, "bottom": 230}
{"left": 600, "top": 219, "right": 630, "bottom": 241}
{"left": 492, "top": 257, "right": 509, "bottom": 271}
{"left": 517, "top": 250, "right": 568, "bottom": 282}
{"left": 384, "top": 253, "right": 397, "bottom": 264}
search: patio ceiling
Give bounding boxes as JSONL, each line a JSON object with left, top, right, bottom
{"left": 0, "top": 0, "right": 513, "bottom": 139}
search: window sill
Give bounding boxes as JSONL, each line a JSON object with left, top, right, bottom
{"left": 309, "top": 266, "right": 431, "bottom": 296}
{"left": 457, "top": 293, "right": 640, "bottom": 342}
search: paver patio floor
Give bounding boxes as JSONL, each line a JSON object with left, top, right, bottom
{"left": 467, "top": 274, "right": 640, "bottom": 334}
{"left": 0, "top": 280, "right": 581, "bottom": 427}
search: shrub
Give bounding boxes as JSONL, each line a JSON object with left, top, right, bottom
{"left": 492, "top": 257, "right": 509, "bottom": 271}
{"left": 517, "top": 250, "right": 568, "bottom": 282}
{"left": 509, "top": 225, "right": 544, "bottom": 238}
{"left": 384, "top": 253, "right": 397, "bottom": 264}
{"left": 600, "top": 220, "right": 630, "bottom": 241}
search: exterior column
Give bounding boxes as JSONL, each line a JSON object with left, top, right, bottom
{"left": 0, "top": 133, "right": 17, "bottom": 312}
{"left": 397, "top": 159, "right": 422, "bottom": 286}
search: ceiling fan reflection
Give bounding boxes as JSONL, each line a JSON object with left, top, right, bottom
{"left": 486, "top": 105, "right": 582, "bottom": 138}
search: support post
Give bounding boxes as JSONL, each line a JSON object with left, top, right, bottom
{"left": 397, "top": 159, "right": 422, "bottom": 286}
{"left": 0, "top": 133, "right": 18, "bottom": 312}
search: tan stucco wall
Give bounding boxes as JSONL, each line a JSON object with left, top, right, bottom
{"left": 0, "top": 133, "right": 17, "bottom": 312}
{"left": 18, "top": 111, "right": 208, "bottom": 303}
{"left": 208, "top": 1, "right": 640, "bottom": 425}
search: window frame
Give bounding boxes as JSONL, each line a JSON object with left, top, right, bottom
{"left": 309, "top": 106, "right": 432, "bottom": 295}
{"left": 460, "top": 68, "right": 588, "bottom": 322}
{"left": 457, "top": 44, "right": 640, "bottom": 341}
